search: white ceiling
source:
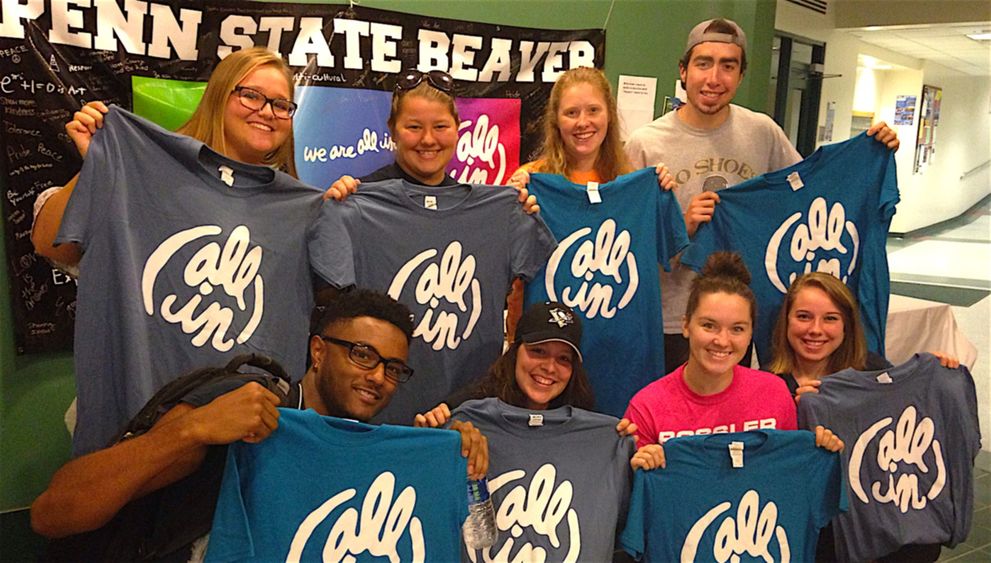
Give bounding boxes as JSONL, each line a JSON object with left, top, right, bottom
{"left": 846, "top": 22, "right": 991, "bottom": 76}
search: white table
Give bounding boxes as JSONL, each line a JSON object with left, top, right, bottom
{"left": 886, "top": 294, "right": 979, "bottom": 368}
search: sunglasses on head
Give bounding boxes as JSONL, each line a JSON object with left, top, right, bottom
{"left": 395, "top": 69, "right": 456, "bottom": 96}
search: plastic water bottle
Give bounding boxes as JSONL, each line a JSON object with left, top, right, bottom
{"left": 463, "top": 478, "right": 497, "bottom": 549}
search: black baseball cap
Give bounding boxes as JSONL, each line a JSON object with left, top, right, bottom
{"left": 515, "top": 302, "right": 583, "bottom": 362}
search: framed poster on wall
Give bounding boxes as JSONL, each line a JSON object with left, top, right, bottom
{"left": 914, "top": 84, "right": 942, "bottom": 174}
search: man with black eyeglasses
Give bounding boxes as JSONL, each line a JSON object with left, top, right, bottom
{"left": 32, "top": 289, "right": 488, "bottom": 562}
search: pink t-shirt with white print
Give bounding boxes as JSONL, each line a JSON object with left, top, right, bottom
{"left": 625, "top": 364, "right": 797, "bottom": 449}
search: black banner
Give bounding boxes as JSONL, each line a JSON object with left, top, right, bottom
{"left": 1, "top": 1, "right": 604, "bottom": 354}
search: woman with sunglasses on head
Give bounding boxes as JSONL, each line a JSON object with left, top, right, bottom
{"left": 324, "top": 69, "right": 536, "bottom": 211}
{"left": 32, "top": 47, "right": 300, "bottom": 269}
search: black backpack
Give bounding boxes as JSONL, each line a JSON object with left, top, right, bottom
{"left": 44, "top": 354, "right": 295, "bottom": 562}
{"left": 114, "top": 353, "right": 294, "bottom": 443}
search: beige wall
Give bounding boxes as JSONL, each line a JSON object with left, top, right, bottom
{"left": 775, "top": 0, "right": 990, "bottom": 235}
{"left": 889, "top": 67, "right": 990, "bottom": 233}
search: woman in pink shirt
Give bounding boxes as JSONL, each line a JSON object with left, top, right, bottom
{"left": 624, "top": 252, "right": 842, "bottom": 470}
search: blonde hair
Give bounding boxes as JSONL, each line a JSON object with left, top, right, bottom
{"left": 768, "top": 272, "right": 867, "bottom": 375}
{"left": 387, "top": 81, "right": 460, "bottom": 133}
{"left": 178, "top": 47, "right": 297, "bottom": 177}
{"left": 536, "top": 67, "right": 633, "bottom": 180}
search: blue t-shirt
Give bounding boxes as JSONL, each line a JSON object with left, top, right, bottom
{"left": 524, "top": 168, "right": 689, "bottom": 416}
{"left": 205, "top": 408, "right": 468, "bottom": 562}
{"left": 798, "top": 354, "right": 981, "bottom": 561}
{"left": 57, "top": 107, "right": 353, "bottom": 455}
{"left": 621, "top": 430, "right": 846, "bottom": 562}
{"left": 313, "top": 180, "right": 557, "bottom": 424}
{"left": 680, "top": 132, "right": 898, "bottom": 366}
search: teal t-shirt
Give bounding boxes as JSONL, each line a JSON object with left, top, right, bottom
{"left": 681, "top": 132, "right": 899, "bottom": 365}
{"left": 524, "top": 168, "right": 689, "bottom": 417}
{"left": 621, "top": 430, "right": 846, "bottom": 562}
{"left": 206, "top": 408, "right": 468, "bottom": 562}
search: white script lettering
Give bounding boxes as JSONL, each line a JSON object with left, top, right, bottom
{"left": 848, "top": 406, "right": 947, "bottom": 513}
{"left": 388, "top": 242, "right": 482, "bottom": 350}
{"left": 545, "top": 220, "right": 638, "bottom": 319}
{"left": 287, "top": 471, "right": 424, "bottom": 562}
{"left": 142, "top": 225, "right": 263, "bottom": 351}
{"left": 453, "top": 115, "right": 507, "bottom": 185}
{"left": 682, "top": 490, "right": 790, "bottom": 563}
{"left": 765, "top": 197, "right": 860, "bottom": 293}
{"left": 468, "top": 464, "right": 581, "bottom": 563}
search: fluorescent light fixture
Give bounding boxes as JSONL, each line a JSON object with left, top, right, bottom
{"left": 966, "top": 32, "right": 991, "bottom": 41}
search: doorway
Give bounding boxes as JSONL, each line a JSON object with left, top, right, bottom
{"left": 769, "top": 34, "right": 826, "bottom": 157}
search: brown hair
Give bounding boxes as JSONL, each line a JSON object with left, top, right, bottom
{"left": 535, "top": 67, "right": 633, "bottom": 180}
{"left": 178, "top": 47, "right": 297, "bottom": 177}
{"left": 470, "top": 342, "right": 594, "bottom": 410}
{"left": 387, "top": 81, "right": 460, "bottom": 133}
{"left": 685, "top": 252, "right": 756, "bottom": 327}
{"left": 768, "top": 272, "right": 867, "bottom": 375}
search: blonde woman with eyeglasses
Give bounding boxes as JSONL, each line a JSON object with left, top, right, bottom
{"left": 29, "top": 47, "right": 357, "bottom": 457}
{"left": 33, "top": 47, "right": 300, "bottom": 268}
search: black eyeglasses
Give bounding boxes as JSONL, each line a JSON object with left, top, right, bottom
{"left": 395, "top": 69, "right": 456, "bottom": 97}
{"left": 232, "top": 86, "right": 297, "bottom": 119}
{"left": 319, "top": 335, "right": 414, "bottom": 383}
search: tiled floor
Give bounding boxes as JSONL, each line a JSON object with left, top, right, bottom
{"left": 887, "top": 196, "right": 991, "bottom": 292}
{"left": 887, "top": 195, "right": 991, "bottom": 562}
{"left": 938, "top": 468, "right": 991, "bottom": 561}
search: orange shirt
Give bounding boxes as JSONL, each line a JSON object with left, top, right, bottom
{"left": 518, "top": 160, "right": 605, "bottom": 185}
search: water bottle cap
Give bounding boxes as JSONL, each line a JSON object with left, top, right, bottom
{"left": 467, "top": 478, "right": 490, "bottom": 502}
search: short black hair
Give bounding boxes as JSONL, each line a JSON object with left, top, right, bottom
{"left": 678, "top": 19, "right": 748, "bottom": 89}
{"left": 313, "top": 288, "right": 415, "bottom": 342}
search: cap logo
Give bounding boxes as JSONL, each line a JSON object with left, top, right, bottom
{"left": 547, "top": 307, "right": 573, "bottom": 328}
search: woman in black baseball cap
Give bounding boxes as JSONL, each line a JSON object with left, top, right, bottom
{"left": 414, "top": 301, "right": 618, "bottom": 427}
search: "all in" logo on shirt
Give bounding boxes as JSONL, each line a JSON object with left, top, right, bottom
{"left": 848, "top": 406, "right": 947, "bottom": 513}
{"left": 287, "top": 471, "right": 424, "bottom": 561}
{"left": 682, "top": 489, "right": 791, "bottom": 562}
{"left": 468, "top": 463, "right": 581, "bottom": 563}
{"left": 388, "top": 241, "right": 482, "bottom": 350}
{"left": 765, "top": 197, "right": 861, "bottom": 293}
{"left": 141, "top": 225, "right": 263, "bottom": 352}
{"left": 544, "top": 219, "right": 638, "bottom": 319}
